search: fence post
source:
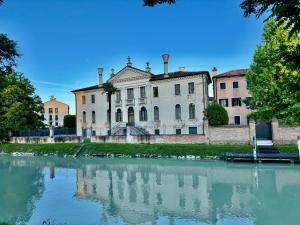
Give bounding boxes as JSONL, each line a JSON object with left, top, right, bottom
{"left": 203, "top": 117, "right": 209, "bottom": 144}
{"left": 249, "top": 119, "right": 256, "bottom": 145}
{"left": 49, "top": 126, "right": 54, "bottom": 138}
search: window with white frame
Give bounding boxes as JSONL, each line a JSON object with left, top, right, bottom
{"left": 189, "top": 103, "right": 195, "bottom": 119}
{"left": 175, "top": 104, "right": 181, "bottom": 120}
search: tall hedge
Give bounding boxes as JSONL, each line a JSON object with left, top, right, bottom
{"left": 206, "top": 103, "right": 228, "bottom": 126}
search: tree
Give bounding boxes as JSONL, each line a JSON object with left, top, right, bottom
{"left": 102, "top": 82, "right": 118, "bottom": 134}
{"left": 63, "top": 115, "right": 76, "bottom": 128}
{"left": 240, "top": 0, "right": 300, "bottom": 35}
{"left": 205, "top": 103, "right": 229, "bottom": 126}
{"left": 0, "top": 71, "right": 44, "bottom": 140}
{"left": 0, "top": 34, "right": 20, "bottom": 77}
{"left": 144, "top": 0, "right": 175, "bottom": 7}
{"left": 246, "top": 19, "right": 300, "bottom": 124}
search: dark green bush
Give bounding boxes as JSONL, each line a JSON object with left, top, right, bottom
{"left": 206, "top": 103, "right": 228, "bottom": 126}
{"left": 63, "top": 115, "right": 76, "bottom": 128}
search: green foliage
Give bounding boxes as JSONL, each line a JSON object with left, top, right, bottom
{"left": 240, "top": 0, "right": 300, "bottom": 36}
{"left": 246, "top": 19, "right": 300, "bottom": 124}
{"left": 206, "top": 103, "right": 229, "bottom": 126}
{"left": 63, "top": 115, "right": 76, "bottom": 128}
{"left": 0, "top": 71, "right": 44, "bottom": 140}
{"left": 0, "top": 34, "right": 20, "bottom": 76}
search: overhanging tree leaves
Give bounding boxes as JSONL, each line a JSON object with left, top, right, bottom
{"left": 246, "top": 19, "right": 300, "bottom": 124}
{"left": 63, "top": 115, "right": 76, "bottom": 128}
{"left": 144, "top": 0, "right": 175, "bottom": 7}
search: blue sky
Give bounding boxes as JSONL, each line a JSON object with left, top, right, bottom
{"left": 0, "top": 0, "right": 265, "bottom": 114}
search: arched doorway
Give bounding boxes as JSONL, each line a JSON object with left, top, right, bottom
{"left": 128, "top": 107, "right": 135, "bottom": 126}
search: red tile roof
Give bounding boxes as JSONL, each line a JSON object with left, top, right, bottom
{"left": 214, "top": 69, "right": 248, "bottom": 79}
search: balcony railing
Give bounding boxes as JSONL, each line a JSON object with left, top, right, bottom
{"left": 139, "top": 97, "right": 146, "bottom": 105}
{"left": 126, "top": 98, "right": 135, "bottom": 106}
{"left": 115, "top": 100, "right": 122, "bottom": 107}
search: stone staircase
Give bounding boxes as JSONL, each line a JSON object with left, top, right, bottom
{"left": 111, "top": 124, "right": 149, "bottom": 136}
{"left": 257, "top": 140, "right": 280, "bottom": 154}
{"left": 129, "top": 126, "right": 149, "bottom": 136}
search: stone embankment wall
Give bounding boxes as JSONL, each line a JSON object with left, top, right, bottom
{"left": 272, "top": 119, "right": 300, "bottom": 144}
{"left": 10, "top": 136, "right": 81, "bottom": 144}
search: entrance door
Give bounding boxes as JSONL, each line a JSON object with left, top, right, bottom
{"left": 128, "top": 107, "right": 135, "bottom": 126}
{"left": 256, "top": 121, "right": 272, "bottom": 140}
{"left": 82, "top": 128, "right": 87, "bottom": 138}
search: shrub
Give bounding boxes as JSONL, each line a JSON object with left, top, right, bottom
{"left": 63, "top": 115, "right": 76, "bottom": 128}
{"left": 206, "top": 103, "right": 228, "bottom": 126}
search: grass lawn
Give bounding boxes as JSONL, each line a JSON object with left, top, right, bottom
{"left": 0, "top": 143, "right": 297, "bottom": 157}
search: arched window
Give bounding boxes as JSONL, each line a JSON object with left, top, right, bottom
{"left": 175, "top": 104, "right": 181, "bottom": 120}
{"left": 92, "top": 111, "right": 96, "bottom": 123}
{"left": 189, "top": 103, "right": 195, "bottom": 119}
{"left": 154, "top": 106, "right": 159, "bottom": 121}
{"left": 140, "top": 107, "right": 147, "bottom": 121}
{"left": 116, "top": 109, "right": 123, "bottom": 122}
{"left": 83, "top": 111, "right": 86, "bottom": 123}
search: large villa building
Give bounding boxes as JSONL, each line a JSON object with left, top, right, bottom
{"left": 212, "top": 68, "right": 251, "bottom": 125}
{"left": 72, "top": 54, "right": 211, "bottom": 137}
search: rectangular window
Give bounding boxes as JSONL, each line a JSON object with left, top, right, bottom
{"left": 55, "top": 122, "right": 58, "bottom": 126}
{"left": 127, "top": 88, "right": 134, "bottom": 100}
{"left": 91, "top": 94, "right": 95, "bottom": 103}
{"left": 232, "top": 98, "right": 242, "bottom": 107}
{"left": 234, "top": 116, "right": 241, "bottom": 125}
{"left": 92, "top": 130, "right": 96, "bottom": 136}
{"left": 82, "top": 95, "right": 86, "bottom": 104}
{"left": 49, "top": 108, "right": 53, "bottom": 113}
{"left": 49, "top": 115, "right": 52, "bottom": 121}
{"left": 189, "top": 127, "right": 197, "bottom": 134}
{"left": 154, "top": 129, "right": 160, "bottom": 135}
{"left": 188, "top": 82, "right": 195, "bottom": 94}
{"left": 175, "top": 84, "right": 180, "bottom": 95}
{"left": 233, "top": 81, "right": 239, "bottom": 88}
{"left": 219, "top": 99, "right": 228, "bottom": 107}
{"left": 176, "top": 129, "right": 181, "bottom": 135}
{"left": 55, "top": 108, "right": 58, "bottom": 113}
{"left": 55, "top": 115, "right": 58, "bottom": 121}
{"left": 116, "top": 90, "right": 121, "bottom": 102}
{"left": 140, "top": 86, "right": 146, "bottom": 99}
{"left": 220, "top": 82, "right": 226, "bottom": 89}
{"left": 153, "top": 87, "right": 158, "bottom": 97}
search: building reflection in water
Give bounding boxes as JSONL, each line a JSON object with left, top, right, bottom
{"left": 74, "top": 161, "right": 300, "bottom": 225}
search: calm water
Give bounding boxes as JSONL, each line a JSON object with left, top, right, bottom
{"left": 0, "top": 156, "right": 300, "bottom": 225}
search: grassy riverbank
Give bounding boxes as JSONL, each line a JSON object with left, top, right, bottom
{"left": 0, "top": 143, "right": 298, "bottom": 157}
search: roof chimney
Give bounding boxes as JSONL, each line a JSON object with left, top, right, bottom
{"left": 162, "top": 53, "right": 170, "bottom": 77}
{"left": 212, "top": 67, "right": 218, "bottom": 77}
{"left": 127, "top": 56, "right": 132, "bottom": 67}
{"left": 97, "top": 67, "right": 103, "bottom": 85}
{"left": 179, "top": 67, "right": 185, "bottom": 72}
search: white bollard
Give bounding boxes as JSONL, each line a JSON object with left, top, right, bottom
{"left": 253, "top": 136, "right": 257, "bottom": 161}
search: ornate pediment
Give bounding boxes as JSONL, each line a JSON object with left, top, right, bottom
{"left": 109, "top": 66, "right": 151, "bottom": 84}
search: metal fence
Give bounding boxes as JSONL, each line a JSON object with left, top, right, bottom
{"left": 12, "top": 128, "right": 76, "bottom": 137}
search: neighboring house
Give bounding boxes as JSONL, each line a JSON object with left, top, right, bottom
{"left": 43, "top": 96, "right": 70, "bottom": 127}
{"left": 212, "top": 68, "right": 251, "bottom": 125}
{"left": 71, "top": 54, "right": 211, "bottom": 137}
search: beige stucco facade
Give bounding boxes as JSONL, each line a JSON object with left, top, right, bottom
{"left": 213, "top": 69, "right": 251, "bottom": 125}
{"left": 43, "top": 96, "right": 69, "bottom": 127}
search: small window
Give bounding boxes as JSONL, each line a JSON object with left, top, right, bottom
{"left": 49, "top": 115, "right": 52, "bottom": 121}
{"left": 175, "top": 104, "right": 181, "bottom": 120}
{"left": 116, "top": 109, "right": 123, "bottom": 122}
{"left": 154, "top": 106, "right": 159, "bottom": 121}
{"left": 91, "top": 94, "right": 95, "bottom": 103}
{"left": 219, "top": 99, "right": 228, "bottom": 107}
{"left": 220, "top": 82, "right": 226, "bottom": 89}
{"left": 49, "top": 122, "right": 52, "bottom": 126}
{"left": 233, "top": 81, "right": 239, "bottom": 88}
{"left": 55, "top": 122, "right": 58, "bottom": 126}
{"left": 189, "top": 127, "right": 197, "bottom": 134}
{"left": 189, "top": 103, "right": 195, "bottom": 119}
{"left": 140, "top": 86, "right": 146, "bottom": 99}
{"left": 92, "top": 130, "right": 96, "bottom": 136}
{"left": 127, "top": 88, "right": 134, "bottom": 100}
{"left": 116, "top": 90, "right": 121, "bottom": 102}
{"left": 176, "top": 129, "right": 181, "bottom": 135}
{"left": 55, "top": 115, "right": 58, "bottom": 121}
{"left": 232, "top": 98, "right": 242, "bottom": 107}
{"left": 55, "top": 108, "right": 58, "bottom": 113}
{"left": 140, "top": 107, "right": 147, "bottom": 121}
{"left": 92, "top": 111, "right": 96, "bottom": 123}
{"left": 175, "top": 84, "right": 180, "bottom": 95}
{"left": 49, "top": 108, "right": 53, "bottom": 113}
{"left": 234, "top": 116, "right": 241, "bottom": 125}
{"left": 153, "top": 87, "right": 158, "bottom": 97}
{"left": 82, "top": 95, "right": 86, "bottom": 104}
{"left": 154, "top": 129, "right": 160, "bottom": 135}
{"left": 83, "top": 111, "right": 86, "bottom": 123}
{"left": 188, "top": 82, "right": 195, "bottom": 94}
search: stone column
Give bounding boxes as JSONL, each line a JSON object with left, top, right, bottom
{"left": 203, "top": 117, "right": 209, "bottom": 144}
{"left": 271, "top": 117, "right": 279, "bottom": 144}
{"left": 249, "top": 119, "right": 256, "bottom": 145}
{"left": 49, "top": 126, "right": 54, "bottom": 138}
